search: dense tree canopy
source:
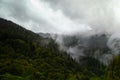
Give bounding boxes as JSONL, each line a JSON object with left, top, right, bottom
{"left": 0, "top": 18, "right": 119, "bottom": 80}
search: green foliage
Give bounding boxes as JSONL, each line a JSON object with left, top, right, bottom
{"left": 0, "top": 73, "right": 23, "bottom": 80}
{"left": 0, "top": 18, "right": 120, "bottom": 80}
{"left": 104, "top": 54, "right": 120, "bottom": 80}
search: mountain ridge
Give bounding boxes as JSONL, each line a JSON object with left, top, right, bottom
{"left": 0, "top": 18, "right": 119, "bottom": 80}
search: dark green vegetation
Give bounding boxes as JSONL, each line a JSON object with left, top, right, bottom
{"left": 0, "top": 18, "right": 119, "bottom": 80}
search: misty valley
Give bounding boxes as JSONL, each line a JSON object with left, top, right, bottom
{"left": 0, "top": 18, "right": 120, "bottom": 80}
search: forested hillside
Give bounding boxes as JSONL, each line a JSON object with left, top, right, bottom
{"left": 0, "top": 18, "right": 119, "bottom": 80}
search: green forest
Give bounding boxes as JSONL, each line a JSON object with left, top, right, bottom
{"left": 0, "top": 18, "right": 120, "bottom": 80}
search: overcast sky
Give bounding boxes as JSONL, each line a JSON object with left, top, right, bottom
{"left": 0, "top": 0, "right": 120, "bottom": 34}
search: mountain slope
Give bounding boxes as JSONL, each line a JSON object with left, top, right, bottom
{"left": 0, "top": 18, "right": 41, "bottom": 43}
{"left": 0, "top": 18, "right": 119, "bottom": 80}
{"left": 0, "top": 18, "right": 89, "bottom": 80}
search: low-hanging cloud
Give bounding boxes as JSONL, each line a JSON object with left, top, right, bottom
{"left": 44, "top": 0, "right": 120, "bottom": 34}
{"left": 0, "top": 0, "right": 91, "bottom": 34}
{"left": 1, "top": 0, "right": 120, "bottom": 34}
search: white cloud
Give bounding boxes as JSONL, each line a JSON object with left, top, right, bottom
{"left": 0, "top": 0, "right": 91, "bottom": 34}
{"left": 0, "top": 0, "right": 120, "bottom": 34}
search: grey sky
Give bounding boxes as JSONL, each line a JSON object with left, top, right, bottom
{"left": 0, "top": 0, "right": 120, "bottom": 34}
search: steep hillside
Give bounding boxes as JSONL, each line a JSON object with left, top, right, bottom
{"left": 0, "top": 18, "right": 90, "bottom": 80}
{"left": 0, "top": 18, "right": 119, "bottom": 80}
{"left": 0, "top": 18, "right": 41, "bottom": 43}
